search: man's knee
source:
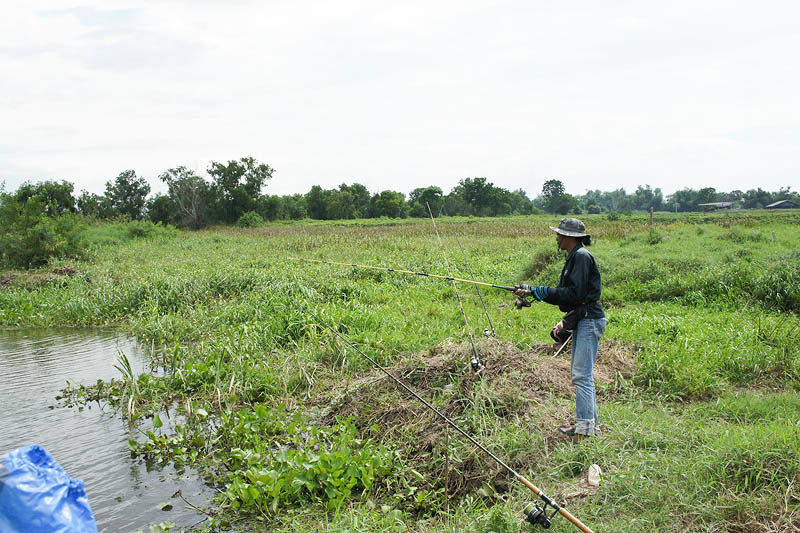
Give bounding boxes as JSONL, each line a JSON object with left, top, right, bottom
{"left": 571, "top": 368, "right": 591, "bottom": 387}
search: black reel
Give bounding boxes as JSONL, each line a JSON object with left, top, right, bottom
{"left": 470, "top": 357, "right": 483, "bottom": 373}
{"left": 524, "top": 501, "right": 561, "bottom": 529}
{"left": 514, "top": 297, "right": 532, "bottom": 309}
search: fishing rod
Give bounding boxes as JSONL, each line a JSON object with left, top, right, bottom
{"left": 288, "top": 257, "right": 535, "bottom": 311}
{"left": 438, "top": 205, "right": 495, "bottom": 337}
{"left": 304, "top": 306, "right": 594, "bottom": 533}
{"left": 289, "top": 257, "right": 520, "bottom": 293}
{"left": 426, "top": 202, "right": 482, "bottom": 372}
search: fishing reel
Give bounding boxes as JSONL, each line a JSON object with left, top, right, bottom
{"left": 514, "top": 296, "right": 532, "bottom": 309}
{"left": 523, "top": 501, "right": 557, "bottom": 529}
{"left": 471, "top": 357, "right": 483, "bottom": 373}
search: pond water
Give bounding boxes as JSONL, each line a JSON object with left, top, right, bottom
{"left": 0, "top": 329, "right": 215, "bottom": 532}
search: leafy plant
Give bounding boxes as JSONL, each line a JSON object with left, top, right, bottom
{"left": 134, "top": 405, "right": 397, "bottom": 515}
{"left": 126, "top": 220, "right": 177, "bottom": 239}
{"left": 0, "top": 193, "right": 87, "bottom": 268}
{"left": 114, "top": 350, "right": 140, "bottom": 421}
{"left": 236, "top": 210, "right": 264, "bottom": 228}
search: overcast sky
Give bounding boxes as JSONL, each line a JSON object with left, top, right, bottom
{"left": 2, "top": 1, "right": 798, "bottom": 199}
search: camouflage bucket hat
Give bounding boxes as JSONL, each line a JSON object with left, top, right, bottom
{"left": 549, "top": 217, "right": 589, "bottom": 237}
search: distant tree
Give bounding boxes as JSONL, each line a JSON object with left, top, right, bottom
{"left": 539, "top": 179, "right": 578, "bottom": 214}
{"left": 282, "top": 194, "right": 307, "bottom": 219}
{"left": 459, "top": 177, "right": 494, "bottom": 215}
{"left": 774, "top": 186, "right": 800, "bottom": 203}
{"left": 327, "top": 189, "right": 357, "bottom": 220}
{"left": 558, "top": 194, "right": 579, "bottom": 214}
{"left": 14, "top": 180, "right": 76, "bottom": 216}
{"left": 370, "top": 190, "right": 408, "bottom": 218}
{"left": 442, "top": 191, "right": 471, "bottom": 216}
{"left": 719, "top": 190, "right": 744, "bottom": 202}
{"left": 696, "top": 187, "right": 718, "bottom": 206}
{"left": 339, "top": 183, "right": 370, "bottom": 218}
{"left": 496, "top": 188, "right": 516, "bottom": 215}
{"left": 257, "top": 195, "right": 283, "bottom": 221}
{"left": 541, "top": 179, "right": 565, "bottom": 213}
{"left": 444, "top": 177, "right": 519, "bottom": 216}
{"left": 741, "top": 188, "right": 772, "bottom": 209}
{"left": 667, "top": 188, "right": 698, "bottom": 212}
{"left": 77, "top": 190, "right": 114, "bottom": 218}
{"left": 306, "top": 185, "right": 328, "bottom": 220}
{"left": 508, "top": 188, "right": 534, "bottom": 215}
{"left": 408, "top": 186, "right": 444, "bottom": 217}
{"left": 105, "top": 170, "right": 151, "bottom": 220}
{"left": 147, "top": 194, "right": 175, "bottom": 225}
{"left": 579, "top": 189, "right": 604, "bottom": 214}
{"left": 633, "top": 185, "right": 664, "bottom": 211}
{"left": 159, "top": 166, "right": 212, "bottom": 229}
{"left": 207, "top": 156, "right": 274, "bottom": 223}
{"left": 600, "top": 188, "right": 633, "bottom": 212}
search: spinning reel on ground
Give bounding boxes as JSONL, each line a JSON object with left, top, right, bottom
{"left": 523, "top": 499, "right": 561, "bottom": 529}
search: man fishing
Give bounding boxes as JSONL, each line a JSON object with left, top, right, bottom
{"left": 514, "top": 218, "right": 606, "bottom": 442}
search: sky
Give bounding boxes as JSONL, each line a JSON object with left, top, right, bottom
{"left": 1, "top": 1, "right": 798, "bottom": 199}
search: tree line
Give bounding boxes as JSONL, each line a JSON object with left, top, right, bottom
{"left": 4, "top": 156, "right": 799, "bottom": 231}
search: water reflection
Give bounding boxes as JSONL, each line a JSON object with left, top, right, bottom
{"left": 0, "top": 329, "right": 213, "bottom": 532}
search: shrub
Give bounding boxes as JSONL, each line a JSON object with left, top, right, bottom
{"left": 237, "top": 211, "right": 264, "bottom": 228}
{"left": 125, "top": 220, "right": 177, "bottom": 239}
{"left": 0, "top": 193, "right": 87, "bottom": 268}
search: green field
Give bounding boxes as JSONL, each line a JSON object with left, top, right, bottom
{"left": 2, "top": 211, "right": 799, "bottom": 532}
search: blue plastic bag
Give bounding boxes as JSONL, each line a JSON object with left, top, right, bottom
{"left": 0, "top": 445, "right": 97, "bottom": 533}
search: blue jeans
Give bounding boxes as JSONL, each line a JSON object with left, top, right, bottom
{"left": 571, "top": 317, "right": 606, "bottom": 436}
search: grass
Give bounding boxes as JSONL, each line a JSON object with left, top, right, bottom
{"left": 1, "top": 211, "right": 799, "bottom": 531}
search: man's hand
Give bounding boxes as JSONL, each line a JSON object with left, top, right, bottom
{"left": 513, "top": 284, "right": 530, "bottom": 297}
{"left": 514, "top": 284, "right": 548, "bottom": 300}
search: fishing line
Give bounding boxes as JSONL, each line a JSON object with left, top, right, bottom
{"left": 303, "top": 306, "right": 594, "bottom": 533}
{"left": 426, "top": 202, "right": 482, "bottom": 372}
{"left": 438, "top": 205, "right": 495, "bottom": 337}
{"left": 287, "top": 257, "right": 518, "bottom": 292}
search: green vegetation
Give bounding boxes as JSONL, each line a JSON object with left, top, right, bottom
{"left": 2, "top": 211, "right": 799, "bottom": 531}
{"left": 7, "top": 169, "right": 800, "bottom": 233}
{"left": 0, "top": 191, "right": 87, "bottom": 268}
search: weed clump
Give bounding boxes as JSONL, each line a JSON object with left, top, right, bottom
{"left": 322, "top": 339, "right": 636, "bottom": 503}
{"left": 236, "top": 211, "right": 264, "bottom": 228}
{"left": 707, "top": 424, "right": 800, "bottom": 492}
{"left": 720, "top": 227, "right": 768, "bottom": 243}
{"left": 518, "top": 246, "right": 562, "bottom": 281}
{"left": 126, "top": 220, "right": 177, "bottom": 239}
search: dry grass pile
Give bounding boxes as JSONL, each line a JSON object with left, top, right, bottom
{"left": 320, "top": 338, "right": 637, "bottom": 497}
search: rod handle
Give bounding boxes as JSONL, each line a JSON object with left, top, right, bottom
{"left": 558, "top": 507, "right": 594, "bottom": 533}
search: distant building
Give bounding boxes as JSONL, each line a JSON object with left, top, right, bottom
{"left": 698, "top": 201, "right": 734, "bottom": 209}
{"left": 765, "top": 200, "right": 800, "bottom": 209}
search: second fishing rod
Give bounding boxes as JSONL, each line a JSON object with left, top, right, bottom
{"left": 304, "top": 306, "right": 594, "bottom": 532}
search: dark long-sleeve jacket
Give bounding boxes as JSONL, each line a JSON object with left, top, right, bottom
{"left": 543, "top": 243, "right": 605, "bottom": 319}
